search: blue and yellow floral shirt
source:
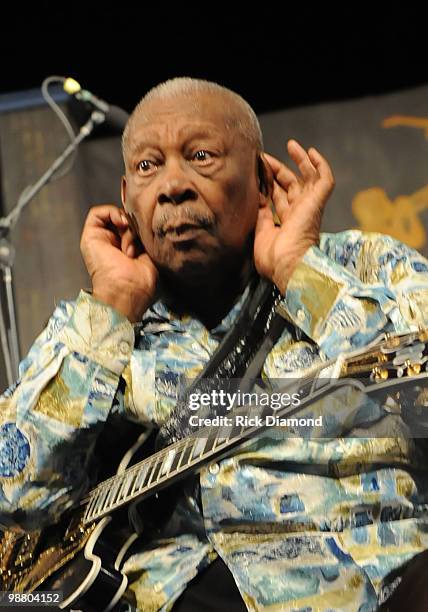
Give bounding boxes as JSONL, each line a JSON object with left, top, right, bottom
{"left": 1, "top": 230, "right": 428, "bottom": 611}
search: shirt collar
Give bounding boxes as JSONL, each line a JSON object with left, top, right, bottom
{"left": 139, "top": 280, "right": 253, "bottom": 337}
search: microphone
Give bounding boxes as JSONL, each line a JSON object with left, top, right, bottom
{"left": 63, "top": 78, "right": 129, "bottom": 131}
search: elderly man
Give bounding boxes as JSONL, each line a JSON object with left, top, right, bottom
{"left": 1, "top": 77, "right": 428, "bottom": 611}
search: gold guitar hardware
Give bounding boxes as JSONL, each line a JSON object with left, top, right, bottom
{"left": 406, "top": 362, "right": 421, "bottom": 376}
{"left": 383, "top": 334, "right": 401, "bottom": 349}
{"left": 373, "top": 367, "right": 389, "bottom": 381}
{"left": 418, "top": 328, "right": 428, "bottom": 343}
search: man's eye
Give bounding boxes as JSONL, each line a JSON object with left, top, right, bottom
{"left": 137, "top": 160, "right": 157, "bottom": 173}
{"left": 192, "top": 150, "right": 213, "bottom": 163}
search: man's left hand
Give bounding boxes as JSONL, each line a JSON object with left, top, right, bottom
{"left": 254, "top": 140, "right": 335, "bottom": 294}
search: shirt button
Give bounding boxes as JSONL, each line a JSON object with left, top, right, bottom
{"left": 209, "top": 463, "right": 220, "bottom": 474}
{"left": 119, "top": 340, "right": 131, "bottom": 355}
{"left": 296, "top": 308, "right": 306, "bottom": 322}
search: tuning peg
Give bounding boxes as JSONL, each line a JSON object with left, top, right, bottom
{"left": 406, "top": 362, "right": 422, "bottom": 376}
{"left": 384, "top": 335, "right": 401, "bottom": 349}
{"left": 372, "top": 367, "right": 389, "bottom": 381}
{"left": 418, "top": 328, "right": 428, "bottom": 342}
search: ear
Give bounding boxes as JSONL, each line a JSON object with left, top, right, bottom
{"left": 121, "top": 175, "right": 127, "bottom": 210}
{"left": 120, "top": 175, "right": 140, "bottom": 239}
{"left": 258, "top": 153, "right": 280, "bottom": 226}
{"left": 257, "top": 154, "right": 274, "bottom": 201}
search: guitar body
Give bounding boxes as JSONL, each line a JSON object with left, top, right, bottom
{"left": 0, "top": 424, "right": 153, "bottom": 612}
{"left": 43, "top": 517, "right": 138, "bottom": 611}
{"left": 0, "top": 512, "right": 140, "bottom": 611}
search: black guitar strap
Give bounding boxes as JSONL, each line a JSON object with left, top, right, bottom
{"left": 156, "top": 275, "right": 288, "bottom": 447}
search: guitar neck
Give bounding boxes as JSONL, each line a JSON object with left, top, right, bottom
{"left": 82, "top": 328, "right": 428, "bottom": 524}
{"left": 82, "top": 368, "right": 332, "bottom": 523}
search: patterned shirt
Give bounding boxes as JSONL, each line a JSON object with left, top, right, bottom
{"left": 1, "top": 230, "right": 428, "bottom": 611}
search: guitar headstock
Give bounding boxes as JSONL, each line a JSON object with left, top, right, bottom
{"left": 341, "top": 327, "right": 428, "bottom": 381}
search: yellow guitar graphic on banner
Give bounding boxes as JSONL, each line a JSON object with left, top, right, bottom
{"left": 352, "top": 114, "right": 428, "bottom": 249}
{"left": 382, "top": 115, "right": 428, "bottom": 138}
{"left": 352, "top": 185, "right": 428, "bottom": 249}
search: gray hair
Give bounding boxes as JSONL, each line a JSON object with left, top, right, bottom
{"left": 121, "top": 77, "right": 263, "bottom": 162}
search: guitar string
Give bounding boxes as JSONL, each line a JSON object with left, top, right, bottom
{"left": 83, "top": 331, "right": 427, "bottom": 516}
{"left": 82, "top": 355, "right": 390, "bottom": 513}
{"left": 83, "top": 371, "right": 345, "bottom": 517}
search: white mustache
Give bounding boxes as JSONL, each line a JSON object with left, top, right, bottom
{"left": 155, "top": 207, "right": 213, "bottom": 236}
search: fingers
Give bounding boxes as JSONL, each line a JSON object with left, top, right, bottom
{"left": 263, "top": 152, "right": 299, "bottom": 191}
{"left": 255, "top": 204, "right": 275, "bottom": 236}
{"left": 266, "top": 140, "right": 318, "bottom": 184}
{"left": 121, "top": 227, "right": 135, "bottom": 257}
{"left": 287, "top": 140, "right": 318, "bottom": 181}
{"left": 264, "top": 141, "right": 334, "bottom": 196}
{"left": 82, "top": 205, "right": 132, "bottom": 255}
{"left": 82, "top": 205, "right": 148, "bottom": 262}
{"left": 121, "top": 227, "right": 145, "bottom": 258}
{"left": 271, "top": 181, "right": 290, "bottom": 222}
{"left": 307, "top": 147, "right": 335, "bottom": 189}
{"left": 87, "top": 204, "right": 129, "bottom": 231}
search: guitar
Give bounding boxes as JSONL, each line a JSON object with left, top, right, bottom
{"left": 1, "top": 328, "right": 428, "bottom": 611}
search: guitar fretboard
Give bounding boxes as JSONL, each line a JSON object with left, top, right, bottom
{"left": 82, "top": 328, "right": 428, "bottom": 524}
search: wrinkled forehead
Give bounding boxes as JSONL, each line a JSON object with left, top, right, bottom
{"left": 126, "top": 92, "right": 244, "bottom": 154}
{"left": 137, "top": 91, "right": 232, "bottom": 126}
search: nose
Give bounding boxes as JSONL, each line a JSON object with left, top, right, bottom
{"left": 157, "top": 159, "right": 198, "bottom": 205}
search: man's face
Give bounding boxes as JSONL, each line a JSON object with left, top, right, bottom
{"left": 122, "top": 93, "right": 261, "bottom": 278}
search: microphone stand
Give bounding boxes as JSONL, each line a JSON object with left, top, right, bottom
{"left": 0, "top": 110, "right": 106, "bottom": 388}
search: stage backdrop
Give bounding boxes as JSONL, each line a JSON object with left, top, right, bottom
{"left": 0, "top": 83, "right": 427, "bottom": 391}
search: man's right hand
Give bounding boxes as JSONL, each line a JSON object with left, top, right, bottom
{"left": 80, "top": 205, "right": 158, "bottom": 323}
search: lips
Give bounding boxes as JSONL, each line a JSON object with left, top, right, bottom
{"left": 164, "top": 222, "right": 205, "bottom": 235}
{"left": 167, "top": 226, "right": 211, "bottom": 245}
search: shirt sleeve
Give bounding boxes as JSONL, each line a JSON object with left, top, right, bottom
{"left": 0, "top": 290, "right": 135, "bottom": 531}
{"left": 277, "top": 230, "right": 428, "bottom": 358}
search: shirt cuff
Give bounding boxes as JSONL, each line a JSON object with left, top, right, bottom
{"left": 57, "top": 290, "right": 135, "bottom": 376}
{"left": 276, "top": 246, "right": 340, "bottom": 337}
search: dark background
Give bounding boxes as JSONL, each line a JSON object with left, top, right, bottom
{"left": 1, "top": 4, "right": 427, "bottom": 115}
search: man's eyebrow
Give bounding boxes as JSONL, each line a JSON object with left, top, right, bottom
{"left": 128, "top": 127, "right": 225, "bottom": 157}
{"left": 181, "top": 129, "right": 224, "bottom": 142}
{"left": 129, "top": 140, "right": 160, "bottom": 157}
